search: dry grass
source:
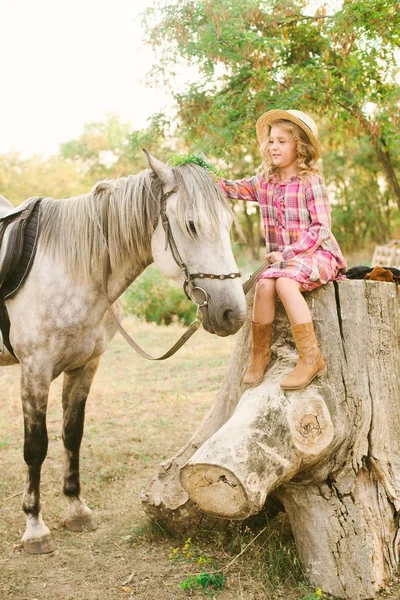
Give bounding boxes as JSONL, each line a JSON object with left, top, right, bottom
{"left": 0, "top": 317, "right": 399, "bottom": 600}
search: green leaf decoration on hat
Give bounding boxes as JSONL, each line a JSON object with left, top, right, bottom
{"left": 167, "top": 152, "right": 225, "bottom": 179}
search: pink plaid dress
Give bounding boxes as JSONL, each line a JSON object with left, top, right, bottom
{"left": 219, "top": 172, "right": 347, "bottom": 291}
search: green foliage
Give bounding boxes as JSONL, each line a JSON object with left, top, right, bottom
{"left": 0, "top": 152, "right": 88, "bottom": 205}
{"left": 143, "top": 0, "right": 399, "bottom": 150}
{"left": 179, "top": 570, "right": 224, "bottom": 594}
{"left": 142, "top": 0, "right": 400, "bottom": 251}
{"left": 0, "top": 114, "right": 175, "bottom": 204}
{"left": 3, "top": 1, "right": 398, "bottom": 261}
{"left": 122, "top": 264, "right": 196, "bottom": 326}
{"left": 168, "top": 537, "right": 225, "bottom": 596}
{"left": 59, "top": 112, "right": 179, "bottom": 188}
{"left": 60, "top": 113, "right": 148, "bottom": 184}
{"left": 325, "top": 134, "right": 398, "bottom": 249}
{"left": 167, "top": 151, "right": 225, "bottom": 179}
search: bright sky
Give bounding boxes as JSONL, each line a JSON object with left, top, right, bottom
{"left": 0, "top": 0, "right": 169, "bottom": 156}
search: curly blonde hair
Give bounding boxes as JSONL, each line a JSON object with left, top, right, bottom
{"left": 259, "top": 119, "right": 320, "bottom": 180}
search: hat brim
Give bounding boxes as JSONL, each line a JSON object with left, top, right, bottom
{"left": 256, "top": 110, "right": 322, "bottom": 159}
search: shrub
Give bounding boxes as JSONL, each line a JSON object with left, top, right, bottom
{"left": 122, "top": 265, "right": 197, "bottom": 326}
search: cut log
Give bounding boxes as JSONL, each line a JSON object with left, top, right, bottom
{"left": 142, "top": 280, "right": 400, "bottom": 599}
{"left": 180, "top": 386, "right": 335, "bottom": 520}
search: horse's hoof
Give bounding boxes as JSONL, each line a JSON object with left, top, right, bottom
{"left": 23, "top": 535, "right": 55, "bottom": 554}
{"left": 64, "top": 516, "right": 97, "bottom": 532}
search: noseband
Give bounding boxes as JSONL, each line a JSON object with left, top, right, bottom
{"left": 159, "top": 187, "right": 241, "bottom": 308}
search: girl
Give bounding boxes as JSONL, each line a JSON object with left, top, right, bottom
{"left": 219, "top": 109, "right": 347, "bottom": 390}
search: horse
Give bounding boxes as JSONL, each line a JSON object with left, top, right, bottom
{"left": 0, "top": 152, "right": 247, "bottom": 554}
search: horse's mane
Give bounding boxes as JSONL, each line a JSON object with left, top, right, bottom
{"left": 38, "top": 164, "right": 235, "bottom": 282}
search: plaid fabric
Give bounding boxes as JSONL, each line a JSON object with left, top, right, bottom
{"left": 219, "top": 173, "right": 348, "bottom": 290}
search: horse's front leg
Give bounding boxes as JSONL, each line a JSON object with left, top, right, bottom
{"left": 62, "top": 358, "right": 100, "bottom": 532}
{"left": 20, "top": 367, "right": 54, "bottom": 554}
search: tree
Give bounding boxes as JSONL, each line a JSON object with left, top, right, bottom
{"left": 142, "top": 0, "right": 400, "bottom": 247}
{"left": 59, "top": 113, "right": 140, "bottom": 183}
{"left": 0, "top": 152, "right": 86, "bottom": 205}
{"left": 324, "top": 133, "right": 399, "bottom": 249}
{"left": 0, "top": 115, "right": 174, "bottom": 205}
{"left": 59, "top": 112, "right": 179, "bottom": 186}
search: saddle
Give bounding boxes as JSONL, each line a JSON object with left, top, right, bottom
{"left": 0, "top": 195, "right": 42, "bottom": 357}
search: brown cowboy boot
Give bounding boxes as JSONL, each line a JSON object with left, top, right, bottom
{"left": 280, "top": 322, "right": 326, "bottom": 391}
{"left": 243, "top": 323, "right": 273, "bottom": 385}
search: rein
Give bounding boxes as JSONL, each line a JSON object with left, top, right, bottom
{"left": 102, "top": 187, "right": 268, "bottom": 361}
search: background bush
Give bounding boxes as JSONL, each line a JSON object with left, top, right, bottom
{"left": 123, "top": 264, "right": 197, "bottom": 326}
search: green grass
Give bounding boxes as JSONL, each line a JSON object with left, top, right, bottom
{"left": 0, "top": 437, "right": 10, "bottom": 449}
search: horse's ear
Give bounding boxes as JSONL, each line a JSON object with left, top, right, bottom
{"left": 143, "top": 149, "right": 175, "bottom": 189}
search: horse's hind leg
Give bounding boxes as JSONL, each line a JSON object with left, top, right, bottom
{"left": 62, "top": 358, "right": 100, "bottom": 532}
{"left": 20, "top": 367, "right": 55, "bottom": 554}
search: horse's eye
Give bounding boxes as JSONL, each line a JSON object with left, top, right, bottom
{"left": 188, "top": 221, "right": 197, "bottom": 236}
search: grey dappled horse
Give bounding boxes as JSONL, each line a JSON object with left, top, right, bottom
{"left": 0, "top": 153, "right": 246, "bottom": 553}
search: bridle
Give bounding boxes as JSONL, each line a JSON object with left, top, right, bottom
{"left": 102, "top": 185, "right": 268, "bottom": 360}
{"left": 159, "top": 186, "right": 241, "bottom": 309}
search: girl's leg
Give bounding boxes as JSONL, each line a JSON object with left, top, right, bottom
{"left": 274, "top": 277, "right": 310, "bottom": 324}
{"left": 275, "top": 277, "right": 326, "bottom": 390}
{"left": 253, "top": 278, "right": 276, "bottom": 324}
{"left": 244, "top": 278, "right": 276, "bottom": 385}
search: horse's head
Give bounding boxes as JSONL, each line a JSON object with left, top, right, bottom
{"left": 145, "top": 151, "right": 246, "bottom": 337}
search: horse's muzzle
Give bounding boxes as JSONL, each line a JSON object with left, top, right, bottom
{"left": 201, "top": 301, "right": 246, "bottom": 336}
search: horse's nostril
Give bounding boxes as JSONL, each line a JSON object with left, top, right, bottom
{"left": 222, "top": 309, "right": 244, "bottom": 331}
{"left": 223, "top": 309, "right": 233, "bottom": 324}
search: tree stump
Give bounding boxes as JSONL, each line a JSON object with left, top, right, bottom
{"left": 141, "top": 280, "right": 400, "bottom": 599}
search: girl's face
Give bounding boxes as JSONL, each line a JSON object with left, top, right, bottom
{"left": 268, "top": 125, "right": 297, "bottom": 170}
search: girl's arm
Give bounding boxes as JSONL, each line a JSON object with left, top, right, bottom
{"left": 218, "top": 175, "right": 260, "bottom": 202}
{"left": 282, "top": 176, "right": 332, "bottom": 260}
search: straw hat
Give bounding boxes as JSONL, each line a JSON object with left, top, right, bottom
{"left": 256, "top": 109, "right": 322, "bottom": 159}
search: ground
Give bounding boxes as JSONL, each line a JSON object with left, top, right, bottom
{"left": 1, "top": 317, "right": 400, "bottom": 600}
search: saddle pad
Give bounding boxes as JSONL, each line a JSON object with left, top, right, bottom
{"left": 2, "top": 200, "right": 42, "bottom": 299}
{"left": 0, "top": 198, "right": 42, "bottom": 358}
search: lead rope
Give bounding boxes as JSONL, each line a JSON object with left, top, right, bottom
{"left": 242, "top": 261, "right": 271, "bottom": 294}
{"left": 101, "top": 189, "right": 268, "bottom": 360}
{"left": 102, "top": 249, "right": 203, "bottom": 360}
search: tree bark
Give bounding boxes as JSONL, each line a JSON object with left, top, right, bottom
{"left": 375, "top": 143, "right": 400, "bottom": 209}
{"left": 142, "top": 280, "right": 400, "bottom": 599}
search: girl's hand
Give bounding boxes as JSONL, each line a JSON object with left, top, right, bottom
{"left": 266, "top": 252, "right": 284, "bottom": 265}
